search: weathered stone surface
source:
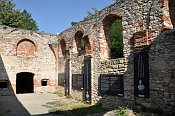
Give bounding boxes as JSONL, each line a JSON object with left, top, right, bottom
{"left": 0, "top": 26, "right": 57, "bottom": 94}
{"left": 0, "top": 0, "right": 175, "bottom": 113}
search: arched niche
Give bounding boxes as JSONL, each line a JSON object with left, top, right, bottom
{"left": 17, "top": 39, "right": 36, "bottom": 57}
{"left": 74, "top": 31, "right": 85, "bottom": 56}
{"left": 59, "top": 39, "right": 66, "bottom": 58}
{"left": 83, "top": 35, "right": 91, "bottom": 56}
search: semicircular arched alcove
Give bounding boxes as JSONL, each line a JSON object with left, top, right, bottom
{"left": 16, "top": 39, "right": 36, "bottom": 57}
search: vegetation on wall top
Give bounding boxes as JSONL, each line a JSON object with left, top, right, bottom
{"left": 0, "top": 0, "right": 38, "bottom": 31}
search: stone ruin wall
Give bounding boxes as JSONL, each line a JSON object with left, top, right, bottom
{"left": 0, "top": 25, "right": 57, "bottom": 95}
{"left": 55, "top": 0, "right": 175, "bottom": 112}
{"left": 148, "top": 30, "right": 175, "bottom": 112}
{"left": 70, "top": 55, "right": 84, "bottom": 101}
{"left": 0, "top": 0, "right": 174, "bottom": 113}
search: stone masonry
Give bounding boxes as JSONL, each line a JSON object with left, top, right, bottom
{"left": 54, "top": 0, "right": 175, "bottom": 113}
{"left": 0, "top": 26, "right": 57, "bottom": 94}
{"left": 0, "top": 0, "right": 175, "bottom": 113}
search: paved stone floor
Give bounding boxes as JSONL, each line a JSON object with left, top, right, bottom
{"left": 0, "top": 93, "right": 58, "bottom": 116}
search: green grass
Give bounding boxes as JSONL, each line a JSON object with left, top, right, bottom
{"left": 47, "top": 98, "right": 107, "bottom": 116}
{"left": 53, "top": 91, "right": 64, "bottom": 97}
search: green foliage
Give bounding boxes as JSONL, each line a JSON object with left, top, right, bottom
{"left": 115, "top": 106, "right": 128, "bottom": 116}
{"left": 80, "top": 39, "right": 84, "bottom": 51}
{"left": 71, "top": 21, "right": 78, "bottom": 26}
{"left": 0, "top": 0, "right": 38, "bottom": 31}
{"left": 109, "top": 19, "right": 124, "bottom": 59}
{"left": 86, "top": 7, "right": 99, "bottom": 16}
{"left": 54, "top": 91, "right": 64, "bottom": 97}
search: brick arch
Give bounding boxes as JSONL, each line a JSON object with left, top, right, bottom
{"left": 83, "top": 35, "right": 92, "bottom": 56}
{"left": 59, "top": 39, "right": 66, "bottom": 57}
{"left": 99, "top": 14, "right": 123, "bottom": 59}
{"left": 16, "top": 39, "right": 36, "bottom": 57}
{"left": 72, "top": 30, "right": 85, "bottom": 56}
{"left": 169, "top": 0, "right": 175, "bottom": 28}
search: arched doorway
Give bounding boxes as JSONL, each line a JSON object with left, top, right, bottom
{"left": 16, "top": 72, "right": 34, "bottom": 94}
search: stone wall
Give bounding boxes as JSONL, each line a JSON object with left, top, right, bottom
{"left": 100, "top": 59, "right": 125, "bottom": 74}
{"left": 0, "top": 0, "right": 175, "bottom": 113}
{"left": 148, "top": 30, "right": 175, "bottom": 112}
{"left": 0, "top": 25, "right": 57, "bottom": 94}
{"left": 71, "top": 55, "right": 84, "bottom": 101}
{"left": 54, "top": 0, "right": 175, "bottom": 113}
{"left": 97, "top": 58, "right": 125, "bottom": 108}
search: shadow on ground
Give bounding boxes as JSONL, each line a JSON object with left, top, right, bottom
{"left": 0, "top": 95, "right": 30, "bottom": 116}
{"left": 34, "top": 105, "right": 111, "bottom": 116}
{"left": 0, "top": 55, "right": 30, "bottom": 115}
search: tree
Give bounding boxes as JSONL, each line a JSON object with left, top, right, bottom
{"left": 0, "top": 0, "right": 38, "bottom": 31}
{"left": 71, "top": 21, "right": 78, "bottom": 26}
{"left": 109, "top": 19, "right": 123, "bottom": 58}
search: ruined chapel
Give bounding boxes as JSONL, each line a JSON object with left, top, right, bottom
{"left": 0, "top": 0, "right": 175, "bottom": 113}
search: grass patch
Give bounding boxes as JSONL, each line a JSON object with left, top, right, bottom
{"left": 69, "top": 105, "right": 107, "bottom": 116}
{"left": 48, "top": 98, "right": 107, "bottom": 116}
{"left": 49, "top": 104, "right": 107, "bottom": 116}
{"left": 54, "top": 91, "right": 64, "bottom": 97}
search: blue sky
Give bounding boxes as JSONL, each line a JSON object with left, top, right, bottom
{"left": 13, "top": 0, "right": 115, "bottom": 34}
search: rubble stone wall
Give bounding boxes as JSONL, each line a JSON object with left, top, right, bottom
{"left": 0, "top": 25, "right": 57, "bottom": 94}
{"left": 0, "top": 0, "right": 175, "bottom": 113}
{"left": 55, "top": 0, "right": 175, "bottom": 112}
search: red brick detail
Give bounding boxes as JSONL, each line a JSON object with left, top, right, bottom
{"left": 75, "top": 31, "right": 83, "bottom": 51}
{"left": 17, "top": 39, "right": 36, "bottom": 57}
{"left": 60, "top": 39, "right": 66, "bottom": 57}
{"left": 84, "top": 35, "right": 92, "bottom": 57}
{"left": 139, "top": 19, "right": 144, "bottom": 31}
{"left": 162, "top": 0, "right": 169, "bottom": 7}
{"left": 160, "top": 0, "right": 174, "bottom": 30}
{"left": 50, "top": 43, "right": 59, "bottom": 58}
{"left": 169, "top": 0, "right": 175, "bottom": 28}
{"left": 100, "top": 14, "right": 122, "bottom": 59}
{"left": 131, "top": 29, "right": 152, "bottom": 48}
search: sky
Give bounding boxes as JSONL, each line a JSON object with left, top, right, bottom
{"left": 13, "top": 0, "right": 115, "bottom": 34}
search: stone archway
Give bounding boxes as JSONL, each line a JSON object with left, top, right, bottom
{"left": 16, "top": 72, "right": 34, "bottom": 94}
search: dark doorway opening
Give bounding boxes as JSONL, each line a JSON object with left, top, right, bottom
{"left": 16, "top": 72, "right": 34, "bottom": 94}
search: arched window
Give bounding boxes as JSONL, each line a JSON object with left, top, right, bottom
{"left": 169, "top": 0, "right": 175, "bottom": 28}
{"left": 17, "top": 39, "right": 36, "bottom": 57}
{"left": 101, "top": 14, "right": 124, "bottom": 59}
{"left": 75, "top": 31, "right": 85, "bottom": 56}
{"left": 59, "top": 39, "right": 66, "bottom": 57}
